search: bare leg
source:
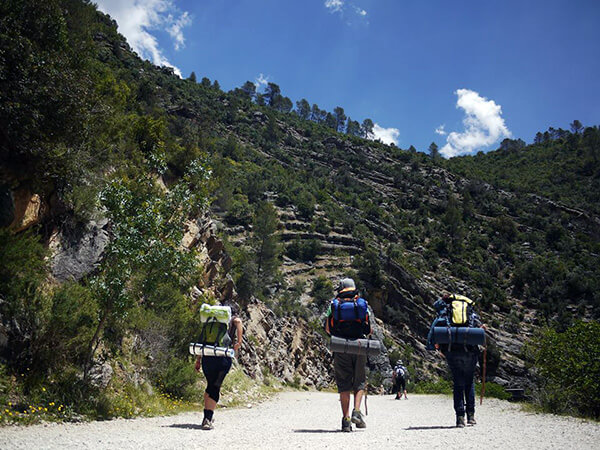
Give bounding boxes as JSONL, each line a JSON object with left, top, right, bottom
{"left": 340, "top": 391, "right": 351, "bottom": 418}
{"left": 204, "top": 392, "right": 217, "bottom": 411}
{"left": 353, "top": 390, "right": 364, "bottom": 411}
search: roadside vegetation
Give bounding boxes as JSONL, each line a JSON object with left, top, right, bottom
{"left": 0, "top": 0, "right": 599, "bottom": 422}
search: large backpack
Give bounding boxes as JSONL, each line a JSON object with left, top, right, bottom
{"left": 328, "top": 295, "right": 370, "bottom": 339}
{"left": 446, "top": 294, "right": 476, "bottom": 327}
{"left": 198, "top": 304, "right": 232, "bottom": 346}
{"left": 394, "top": 364, "right": 407, "bottom": 379}
{"left": 426, "top": 295, "right": 480, "bottom": 350}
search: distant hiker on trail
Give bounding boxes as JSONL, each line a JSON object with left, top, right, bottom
{"left": 392, "top": 360, "right": 408, "bottom": 400}
{"left": 427, "top": 293, "right": 486, "bottom": 428}
{"left": 193, "top": 304, "right": 243, "bottom": 430}
{"left": 325, "top": 278, "right": 372, "bottom": 432}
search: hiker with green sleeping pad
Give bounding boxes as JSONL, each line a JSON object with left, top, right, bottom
{"left": 193, "top": 303, "right": 243, "bottom": 430}
{"left": 428, "top": 293, "right": 486, "bottom": 428}
{"left": 325, "top": 278, "right": 372, "bottom": 432}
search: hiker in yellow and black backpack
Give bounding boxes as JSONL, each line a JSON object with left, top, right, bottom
{"left": 430, "top": 293, "right": 486, "bottom": 428}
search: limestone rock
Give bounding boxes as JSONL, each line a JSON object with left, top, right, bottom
{"left": 50, "top": 219, "right": 110, "bottom": 281}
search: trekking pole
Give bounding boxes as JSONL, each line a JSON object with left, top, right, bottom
{"left": 365, "top": 382, "right": 368, "bottom": 416}
{"left": 480, "top": 335, "right": 487, "bottom": 405}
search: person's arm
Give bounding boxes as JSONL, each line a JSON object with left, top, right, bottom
{"left": 232, "top": 317, "right": 243, "bottom": 351}
{"left": 324, "top": 304, "right": 332, "bottom": 336}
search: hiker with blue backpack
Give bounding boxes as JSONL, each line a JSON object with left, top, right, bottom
{"left": 325, "top": 278, "right": 372, "bottom": 432}
{"left": 427, "top": 293, "right": 486, "bottom": 428}
{"left": 192, "top": 303, "right": 243, "bottom": 430}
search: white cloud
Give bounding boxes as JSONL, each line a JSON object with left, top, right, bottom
{"left": 324, "top": 1, "right": 368, "bottom": 20}
{"left": 435, "top": 124, "right": 447, "bottom": 136}
{"left": 325, "top": 0, "right": 344, "bottom": 13}
{"left": 440, "top": 89, "right": 511, "bottom": 158}
{"left": 371, "top": 124, "right": 400, "bottom": 146}
{"left": 96, "top": 0, "right": 191, "bottom": 77}
{"left": 254, "top": 73, "right": 270, "bottom": 91}
{"left": 167, "top": 11, "right": 191, "bottom": 51}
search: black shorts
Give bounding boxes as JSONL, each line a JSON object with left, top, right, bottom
{"left": 202, "top": 356, "right": 232, "bottom": 402}
{"left": 333, "top": 352, "right": 367, "bottom": 393}
{"left": 396, "top": 377, "right": 406, "bottom": 391}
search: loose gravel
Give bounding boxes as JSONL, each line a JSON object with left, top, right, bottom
{"left": 1, "top": 392, "right": 599, "bottom": 449}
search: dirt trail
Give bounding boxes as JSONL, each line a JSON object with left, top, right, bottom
{"left": 1, "top": 392, "right": 599, "bottom": 449}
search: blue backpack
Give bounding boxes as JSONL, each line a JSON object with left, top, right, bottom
{"left": 328, "top": 295, "right": 370, "bottom": 339}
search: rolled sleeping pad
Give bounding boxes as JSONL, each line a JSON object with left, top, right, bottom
{"left": 189, "top": 343, "right": 235, "bottom": 358}
{"left": 329, "top": 335, "right": 381, "bottom": 356}
{"left": 432, "top": 327, "right": 485, "bottom": 346}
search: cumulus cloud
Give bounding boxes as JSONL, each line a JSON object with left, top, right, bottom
{"left": 325, "top": 0, "right": 345, "bottom": 13}
{"left": 254, "top": 73, "right": 270, "bottom": 91}
{"left": 324, "top": 1, "right": 367, "bottom": 20}
{"left": 440, "top": 89, "right": 511, "bottom": 158}
{"left": 371, "top": 124, "right": 400, "bottom": 146}
{"left": 96, "top": 0, "right": 191, "bottom": 77}
{"left": 435, "top": 125, "right": 447, "bottom": 136}
{"left": 167, "top": 11, "right": 192, "bottom": 51}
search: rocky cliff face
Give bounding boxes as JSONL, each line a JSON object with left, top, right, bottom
{"left": 183, "top": 214, "right": 392, "bottom": 389}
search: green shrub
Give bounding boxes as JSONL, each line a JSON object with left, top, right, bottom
{"left": 476, "top": 382, "right": 511, "bottom": 400}
{"left": 413, "top": 379, "right": 453, "bottom": 395}
{"left": 310, "top": 276, "right": 333, "bottom": 306}
{"left": 524, "top": 321, "right": 600, "bottom": 418}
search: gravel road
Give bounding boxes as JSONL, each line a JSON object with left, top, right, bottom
{"left": 1, "top": 392, "right": 599, "bottom": 449}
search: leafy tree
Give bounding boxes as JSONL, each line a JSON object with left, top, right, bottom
{"left": 296, "top": 98, "right": 310, "bottom": 120}
{"left": 570, "top": 120, "right": 583, "bottom": 134}
{"left": 525, "top": 321, "right": 600, "bottom": 418}
{"left": 346, "top": 118, "right": 361, "bottom": 136}
{"left": 311, "top": 104, "right": 326, "bottom": 123}
{"left": 361, "top": 118, "right": 374, "bottom": 138}
{"left": 87, "top": 160, "right": 209, "bottom": 372}
{"left": 264, "top": 82, "right": 282, "bottom": 108}
{"left": 333, "top": 106, "right": 347, "bottom": 133}
{"left": 429, "top": 142, "right": 439, "bottom": 159}
{"left": 311, "top": 276, "right": 333, "bottom": 306}
{"left": 241, "top": 81, "right": 256, "bottom": 101}
{"left": 278, "top": 96, "right": 293, "bottom": 113}
{"left": 252, "top": 201, "right": 281, "bottom": 283}
{"left": 187, "top": 71, "right": 197, "bottom": 83}
{"left": 324, "top": 112, "right": 337, "bottom": 130}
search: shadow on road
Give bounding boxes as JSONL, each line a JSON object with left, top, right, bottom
{"left": 293, "top": 429, "right": 340, "bottom": 434}
{"left": 167, "top": 424, "right": 204, "bottom": 430}
{"left": 405, "top": 426, "right": 457, "bottom": 430}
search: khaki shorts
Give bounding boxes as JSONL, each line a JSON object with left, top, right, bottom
{"left": 333, "top": 352, "right": 367, "bottom": 393}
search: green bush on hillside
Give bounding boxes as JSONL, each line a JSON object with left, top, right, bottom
{"left": 524, "top": 321, "right": 600, "bottom": 418}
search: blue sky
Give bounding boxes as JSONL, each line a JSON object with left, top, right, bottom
{"left": 96, "top": 0, "right": 600, "bottom": 157}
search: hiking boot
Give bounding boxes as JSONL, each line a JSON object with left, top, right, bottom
{"left": 341, "top": 417, "right": 352, "bottom": 432}
{"left": 201, "top": 417, "right": 214, "bottom": 430}
{"left": 456, "top": 416, "right": 466, "bottom": 428}
{"left": 351, "top": 409, "right": 366, "bottom": 429}
{"left": 467, "top": 413, "right": 477, "bottom": 425}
